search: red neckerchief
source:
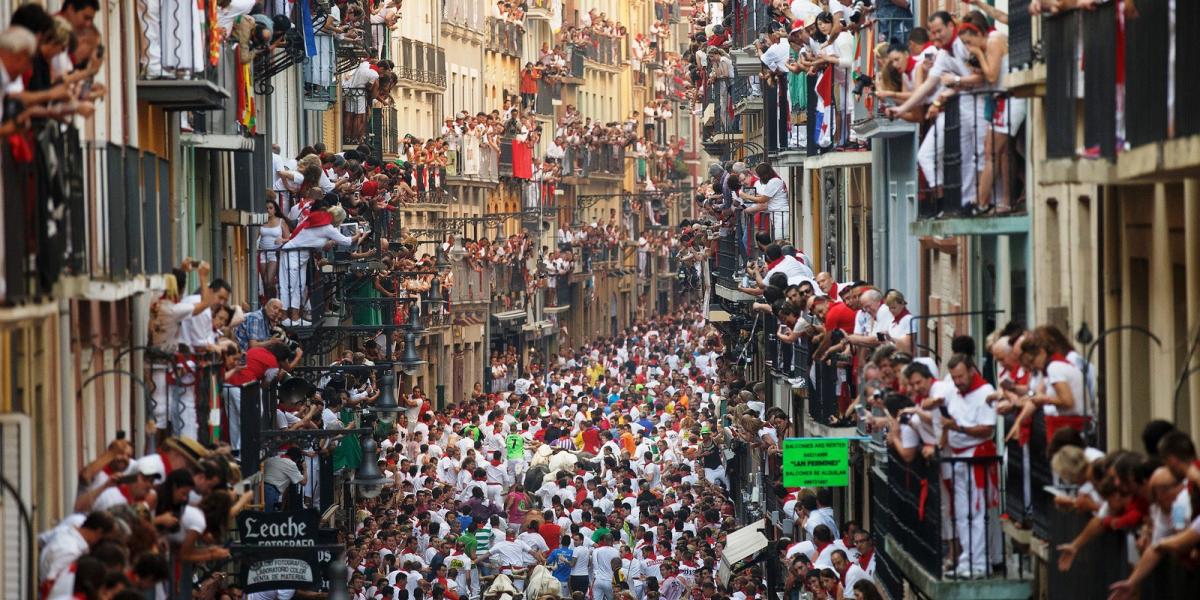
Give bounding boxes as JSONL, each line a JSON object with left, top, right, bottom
{"left": 1049, "top": 352, "right": 1071, "bottom": 366}
{"left": 905, "top": 56, "right": 918, "bottom": 74}
{"left": 814, "top": 540, "right": 831, "bottom": 556}
{"left": 766, "top": 256, "right": 784, "bottom": 270}
{"left": 857, "top": 550, "right": 874, "bottom": 570}
{"left": 964, "top": 372, "right": 989, "bottom": 395}
{"left": 921, "top": 42, "right": 935, "bottom": 54}
{"left": 940, "top": 30, "right": 959, "bottom": 51}
{"left": 102, "top": 464, "right": 119, "bottom": 477}
{"left": 894, "top": 308, "right": 910, "bottom": 320}
{"left": 118, "top": 484, "right": 137, "bottom": 504}
{"left": 158, "top": 450, "right": 173, "bottom": 476}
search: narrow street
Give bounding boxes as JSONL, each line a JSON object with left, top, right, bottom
{"left": 2, "top": 2, "right": 1200, "bottom": 600}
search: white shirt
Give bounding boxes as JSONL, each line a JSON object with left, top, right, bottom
{"left": 766, "top": 255, "right": 812, "bottom": 285}
{"left": 570, "top": 543, "right": 593, "bottom": 575}
{"left": 842, "top": 560, "right": 875, "bottom": 598}
{"left": 946, "top": 381, "right": 997, "bottom": 451}
{"left": 1043, "top": 359, "right": 1086, "bottom": 416}
{"left": 178, "top": 293, "right": 216, "bottom": 349}
{"left": 39, "top": 526, "right": 89, "bottom": 582}
{"left": 591, "top": 545, "right": 621, "bottom": 583}
{"left": 760, "top": 38, "right": 792, "bottom": 72}
{"left": 755, "top": 177, "right": 789, "bottom": 212}
{"left": 488, "top": 539, "right": 538, "bottom": 566}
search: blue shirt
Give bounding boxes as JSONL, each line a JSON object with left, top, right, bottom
{"left": 235, "top": 309, "right": 271, "bottom": 351}
{"left": 547, "top": 547, "right": 573, "bottom": 582}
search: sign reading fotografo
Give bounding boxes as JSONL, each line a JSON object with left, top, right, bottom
{"left": 782, "top": 438, "right": 850, "bottom": 487}
{"left": 235, "top": 509, "right": 332, "bottom": 593}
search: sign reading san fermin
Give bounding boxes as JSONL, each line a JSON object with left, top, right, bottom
{"left": 234, "top": 509, "right": 334, "bottom": 593}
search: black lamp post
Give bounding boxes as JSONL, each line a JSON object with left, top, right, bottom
{"left": 398, "top": 331, "right": 427, "bottom": 374}
{"left": 348, "top": 436, "right": 389, "bottom": 499}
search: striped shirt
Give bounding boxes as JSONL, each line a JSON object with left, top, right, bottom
{"left": 475, "top": 527, "right": 495, "bottom": 556}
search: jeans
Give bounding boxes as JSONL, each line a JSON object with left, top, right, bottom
{"left": 265, "top": 484, "right": 283, "bottom": 512}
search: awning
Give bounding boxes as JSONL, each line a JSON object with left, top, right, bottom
{"left": 717, "top": 519, "right": 770, "bottom": 587}
{"left": 492, "top": 310, "right": 527, "bottom": 322}
{"left": 544, "top": 305, "right": 571, "bottom": 314}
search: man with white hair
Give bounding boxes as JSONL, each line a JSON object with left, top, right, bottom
{"left": 845, "top": 288, "right": 893, "bottom": 349}
{"left": 0, "top": 27, "right": 38, "bottom": 134}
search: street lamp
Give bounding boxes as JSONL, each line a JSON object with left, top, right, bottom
{"left": 348, "top": 436, "right": 390, "bottom": 499}
{"left": 367, "top": 369, "right": 405, "bottom": 415}
{"left": 398, "top": 331, "right": 427, "bottom": 374}
{"left": 448, "top": 238, "right": 468, "bottom": 262}
{"left": 326, "top": 555, "right": 350, "bottom": 600}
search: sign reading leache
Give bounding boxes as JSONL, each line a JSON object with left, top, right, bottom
{"left": 235, "top": 510, "right": 325, "bottom": 593}
{"left": 782, "top": 438, "right": 850, "bottom": 488}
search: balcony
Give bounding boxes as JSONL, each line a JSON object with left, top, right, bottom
{"left": 562, "top": 46, "right": 586, "bottom": 83}
{"left": 450, "top": 262, "right": 491, "bottom": 305}
{"left": 442, "top": 1, "right": 486, "bottom": 33}
{"left": 730, "top": 0, "right": 772, "bottom": 49}
{"left": 135, "top": 0, "right": 229, "bottom": 111}
{"left": 534, "top": 79, "right": 558, "bottom": 117}
{"left": 526, "top": 0, "right": 552, "bottom": 20}
{"left": 909, "top": 91, "right": 1030, "bottom": 238}
{"left": 582, "top": 36, "right": 624, "bottom": 70}
{"left": 361, "top": 107, "right": 401, "bottom": 161}
{"left": 188, "top": 44, "right": 259, "bottom": 148}
{"left": 871, "top": 450, "right": 1032, "bottom": 599}
{"left": 339, "top": 87, "right": 373, "bottom": 147}
{"left": 560, "top": 145, "right": 625, "bottom": 182}
{"left": 486, "top": 18, "right": 524, "bottom": 58}
{"left": 490, "top": 264, "right": 529, "bottom": 315}
{"left": 398, "top": 38, "right": 447, "bottom": 91}
{"left": 1038, "top": 1, "right": 1200, "bottom": 180}
{"left": 448, "top": 142, "right": 500, "bottom": 183}
{"left": 702, "top": 78, "right": 741, "bottom": 149}
{"left": 303, "top": 29, "right": 338, "bottom": 109}
{"left": 708, "top": 210, "right": 790, "bottom": 298}
{"left": 335, "top": 6, "right": 376, "bottom": 74}
{"left": 0, "top": 125, "right": 143, "bottom": 303}
{"left": 731, "top": 77, "right": 762, "bottom": 115}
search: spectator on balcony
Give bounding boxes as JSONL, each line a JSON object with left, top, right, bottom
{"left": 279, "top": 203, "right": 367, "bottom": 326}
{"left": 959, "top": 11, "right": 1025, "bottom": 214}
{"left": 938, "top": 353, "right": 1001, "bottom": 578}
{"left": 340, "top": 58, "right": 383, "bottom": 144}
{"left": 520, "top": 63, "right": 542, "bottom": 110}
{"left": 887, "top": 11, "right": 988, "bottom": 213}
{"left": 738, "top": 163, "right": 791, "bottom": 240}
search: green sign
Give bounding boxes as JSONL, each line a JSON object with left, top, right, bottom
{"left": 506, "top": 434, "right": 526, "bottom": 459}
{"left": 782, "top": 438, "right": 850, "bottom": 488}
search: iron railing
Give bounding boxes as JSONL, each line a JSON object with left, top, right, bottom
{"left": 487, "top": 18, "right": 524, "bottom": 57}
{"left": 1009, "top": 0, "right": 1035, "bottom": 70}
{"left": 1125, "top": 0, "right": 1169, "bottom": 148}
{"left": 561, "top": 145, "right": 625, "bottom": 178}
{"left": 917, "top": 91, "right": 1026, "bottom": 218}
{"left": 879, "top": 450, "right": 1004, "bottom": 580}
{"left": 1043, "top": 10, "right": 1080, "bottom": 159}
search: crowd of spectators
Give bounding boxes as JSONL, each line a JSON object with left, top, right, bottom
{"left": 0, "top": 1, "right": 107, "bottom": 137}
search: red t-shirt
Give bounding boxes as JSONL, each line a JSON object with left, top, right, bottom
{"left": 824, "top": 301, "right": 857, "bottom": 335}
{"left": 520, "top": 71, "right": 540, "bottom": 94}
{"left": 539, "top": 522, "right": 562, "bottom": 551}
{"left": 226, "top": 347, "right": 280, "bottom": 386}
{"left": 581, "top": 428, "right": 602, "bottom": 453}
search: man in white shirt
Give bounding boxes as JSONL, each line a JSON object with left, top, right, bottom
{"left": 941, "top": 355, "right": 1000, "bottom": 578}
{"left": 39, "top": 511, "right": 114, "bottom": 583}
{"left": 590, "top": 534, "right": 622, "bottom": 600}
{"left": 841, "top": 532, "right": 877, "bottom": 598}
